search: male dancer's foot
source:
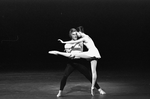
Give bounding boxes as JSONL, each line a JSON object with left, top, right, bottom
{"left": 98, "top": 88, "right": 106, "bottom": 95}
{"left": 57, "top": 90, "right": 63, "bottom": 97}
{"left": 91, "top": 87, "right": 106, "bottom": 96}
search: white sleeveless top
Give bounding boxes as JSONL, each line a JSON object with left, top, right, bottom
{"left": 64, "top": 42, "right": 83, "bottom": 53}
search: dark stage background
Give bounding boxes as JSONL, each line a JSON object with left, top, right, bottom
{"left": 0, "top": 0, "right": 150, "bottom": 73}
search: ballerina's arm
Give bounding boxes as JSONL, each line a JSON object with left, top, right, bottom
{"left": 58, "top": 39, "right": 78, "bottom": 44}
{"left": 62, "top": 37, "right": 85, "bottom": 44}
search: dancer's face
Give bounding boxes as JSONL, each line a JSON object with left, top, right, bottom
{"left": 71, "top": 32, "right": 78, "bottom": 40}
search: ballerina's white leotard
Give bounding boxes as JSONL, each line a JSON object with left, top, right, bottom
{"left": 82, "top": 35, "right": 101, "bottom": 59}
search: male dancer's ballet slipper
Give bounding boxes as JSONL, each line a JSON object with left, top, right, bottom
{"left": 98, "top": 88, "right": 106, "bottom": 95}
{"left": 57, "top": 90, "right": 63, "bottom": 97}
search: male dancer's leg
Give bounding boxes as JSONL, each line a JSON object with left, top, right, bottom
{"left": 60, "top": 64, "right": 75, "bottom": 90}
{"left": 57, "top": 63, "right": 75, "bottom": 97}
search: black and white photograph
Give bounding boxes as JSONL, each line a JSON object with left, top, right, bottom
{"left": 0, "top": 0, "right": 150, "bottom": 99}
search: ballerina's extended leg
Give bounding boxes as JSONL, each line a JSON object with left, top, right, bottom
{"left": 49, "top": 51, "right": 72, "bottom": 58}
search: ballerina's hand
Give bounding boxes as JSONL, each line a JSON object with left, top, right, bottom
{"left": 58, "top": 39, "right": 64, "bottom": 43}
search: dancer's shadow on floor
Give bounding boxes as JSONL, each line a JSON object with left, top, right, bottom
{"left": 65, "top": 85, "right": 90, "bottom": 95}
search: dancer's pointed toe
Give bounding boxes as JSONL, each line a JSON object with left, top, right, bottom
{"left": 48, "top": 51, "right": 58, "bottom": 55}
{"left": 91, "top": 87, "right": 95, "bottom": 96}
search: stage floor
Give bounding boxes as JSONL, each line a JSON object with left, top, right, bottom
{"left": 0, "top": 71, "right": 150, "bottom": 99}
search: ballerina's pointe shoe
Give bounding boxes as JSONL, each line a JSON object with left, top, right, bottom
{"left": 91, "top": 87, "right": 95, "bottom": 96}
{"left": 98, "top": 88, "right": 106, "bottom": 95}
{"left": 48, "top": 51, "right": 58, "bottom": 55}
{"left": 57, "top": 91, "right": 63, "bottom": 97}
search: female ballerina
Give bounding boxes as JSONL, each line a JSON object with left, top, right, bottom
{"left": 49, "top": 26, "right": 106, "bottom": 96}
